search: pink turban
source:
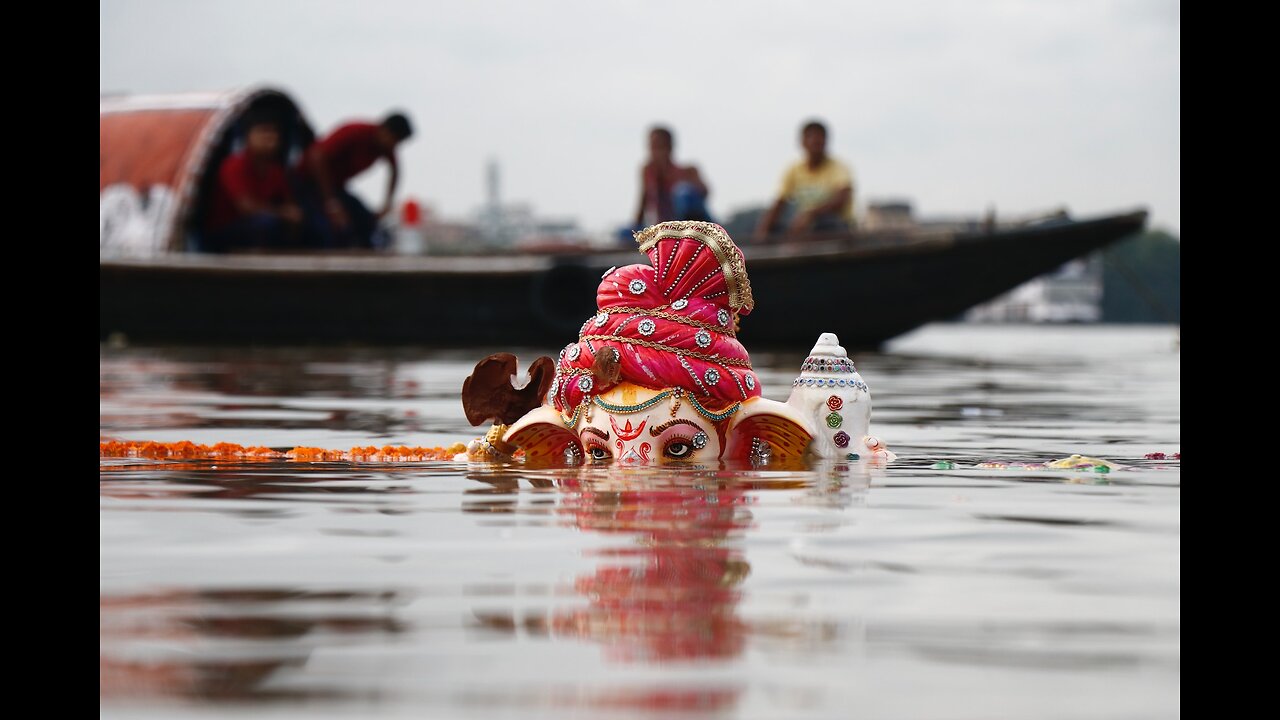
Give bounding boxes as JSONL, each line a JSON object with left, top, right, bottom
{"left": 551, "top": 221, "right": 760, "bottom": 414}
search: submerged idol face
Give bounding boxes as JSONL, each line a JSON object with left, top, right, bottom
{"left": 576, "top": 385, "right": 721, "bottom": 466}
{"left": 504, "top": 381, "right": 813, "bottom": 469}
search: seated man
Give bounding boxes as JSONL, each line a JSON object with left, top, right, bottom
{"left": 296, "top": 112, "right": 414, "bottom": 249}
{"left": 633, "top": 125, "right": 712, "bottom": 228}
{"left": 204, "top": 113, "right": 303, "bottom": 252}
{"left": 755, "top": 120, "right": 855, "bottom": 241}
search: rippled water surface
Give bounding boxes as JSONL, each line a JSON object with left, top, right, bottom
{"left": 100, "top": 325, "right": 1180, "bottom": 719}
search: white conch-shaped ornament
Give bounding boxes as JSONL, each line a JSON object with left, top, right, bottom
{"left": 785, "top": 333, "right": 896, "bottom": 461}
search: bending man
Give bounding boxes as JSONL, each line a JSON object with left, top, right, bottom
{"left": 298, "top": 112, "right": 414, "bottom": 249}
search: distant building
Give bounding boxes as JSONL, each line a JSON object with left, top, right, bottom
{"left": 861, "top": 200, "right": 990, "bottom": 233}
{"left": 862, "top": 200, "right": 916, "bottom": 231}
{"left": 474, "top": 159, "right": 590, "bottom": 250}
{"left": 395, "top": 159, "right": 595, "bottom": 254}
{"left": 966, "top": 256, "right": 1103, "bottom": 323}
{"left": 383, "top": 198, "right": 480, "bottom": 255}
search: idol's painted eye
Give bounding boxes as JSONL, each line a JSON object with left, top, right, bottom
{"left": 587, "top": 446, "right": 611, "bottom": 462}
{"left": 663, "top": 439, "right": 694, "bottom": 460}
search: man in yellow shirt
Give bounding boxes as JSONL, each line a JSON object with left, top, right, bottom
{"left": 755, "top": 120, "right": 855, "bottom": 241}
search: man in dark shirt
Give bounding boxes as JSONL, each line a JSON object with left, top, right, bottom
{"left": 205, "top": 114, "right": 303, "bottom": 252}
{"left": 633, "top": 126, "right": 712, "bottom": 227}
{"left": 297, "top": 112, "right": 414, "bottom": 249}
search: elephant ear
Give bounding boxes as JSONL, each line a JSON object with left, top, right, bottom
{"left": 462, "top": 353, "right": 556, "bottom": 426}
{"left": 723, "top": 398, "right": 814, "bottom": 469}
{"left": 503, "top": 406, "right": 583, "bottom": 467}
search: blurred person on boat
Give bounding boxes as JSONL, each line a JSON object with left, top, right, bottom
{"left": 294, "top": 112, "right": 414, "bottom": 250}
{"left": 755, "top": 119, "right": 854, "bottom": 241}
{"left": 618, "top": 126, "right": 713, "bottom": 243}
{"left": 203, "top": 111, "right": 303, "bottom": 252}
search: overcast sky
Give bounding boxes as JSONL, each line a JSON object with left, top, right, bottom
{"left": 100, "top": 0, "right": 1179, "bottom": 235}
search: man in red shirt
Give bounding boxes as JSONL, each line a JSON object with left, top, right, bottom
{"left": 204, "top": 113, "right": 303, "bottom": 252}
{"left": 296, "top": 112, "right": 414, "bottom": 249}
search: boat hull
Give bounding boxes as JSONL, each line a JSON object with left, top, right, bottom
{"left": 99, "top": 211, "right": 1147, "bottom": 348}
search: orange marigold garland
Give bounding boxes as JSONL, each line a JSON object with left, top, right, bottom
{"left": 99, "top": 440, "right": 484, "bottom": 463}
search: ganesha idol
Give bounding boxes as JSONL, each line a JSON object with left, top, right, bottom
{"left": 460, "top": 221, "right": 895, "bottom": 468}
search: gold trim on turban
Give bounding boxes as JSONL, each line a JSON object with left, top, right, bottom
{"left": 633, "top": 221, "right": 755, "bottom": 313}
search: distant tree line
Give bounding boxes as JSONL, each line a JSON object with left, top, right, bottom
{"left": 1100, "top": 229, "right": 1180, "bottom": 323}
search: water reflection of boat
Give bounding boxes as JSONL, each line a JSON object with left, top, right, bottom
{"left": 100, "top": 86, "right": 1148, "bottom": 347}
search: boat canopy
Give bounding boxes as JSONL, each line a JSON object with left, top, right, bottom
{"left": 100, "top": 87, "right": 314, "bottom": 256}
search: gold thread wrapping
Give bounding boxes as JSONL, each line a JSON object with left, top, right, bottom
{"left": 579, "top": 334, "right": 752, "bottom": 368}
{"left": 596, "top": 305, "right": 737, "bottom": 337}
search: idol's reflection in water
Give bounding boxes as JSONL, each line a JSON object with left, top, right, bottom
{"left": 554, "top": 471, "right": 754, "bottom": 663}
{"left": 467, "top": 462, "right": 868, "bottom": 711}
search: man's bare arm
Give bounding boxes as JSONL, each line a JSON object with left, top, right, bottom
{"left": 755, "top": 197, "right": 788, "bottom": 242}
{"left": 380, "top": 160, "right": 399, "bottom": 218}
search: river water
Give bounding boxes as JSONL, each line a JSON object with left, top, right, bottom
{"left": 100, "top": 324, "right": 1180, "bottom": 719}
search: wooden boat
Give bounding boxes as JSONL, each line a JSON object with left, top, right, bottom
{"left": 100, "top": 87, "right": 1147, "bottom": 348}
